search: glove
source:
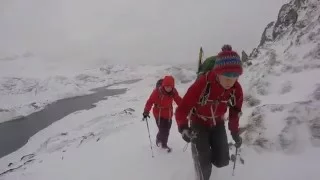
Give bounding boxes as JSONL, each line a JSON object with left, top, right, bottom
{"left": 231, "top": 132, "right": 242, "bottom": 148}
{"left": 179, "top": 125, "right": 195, "bottom": 143}
{"left": 142, "top": 112, "right": 150, "bottom": 120}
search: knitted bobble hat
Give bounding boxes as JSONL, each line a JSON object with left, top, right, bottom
{"left": 213, "top": 50, "right": 243, "bottom": 77}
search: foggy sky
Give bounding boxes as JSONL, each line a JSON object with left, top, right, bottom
{"left": 0, "top": 0, "right": 289, "bottom": 66}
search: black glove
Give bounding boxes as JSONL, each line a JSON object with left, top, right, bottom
{"left": 231, "top": 132, "right": 242, "bottom": 148}
{"left": 179, "top": 125, "right": 196, "bottom": 143}
{"left": 142, "top": 112, "right": 150, "bottom": 120}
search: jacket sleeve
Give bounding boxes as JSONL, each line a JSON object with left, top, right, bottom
{"left": 228, "top": 82, "right": 243, "bottom": 134}
{"left": 144, "top": 89, "right": 158, "bottom": 113}
{"left": 173, "top": 88, "right": 182, "bottom": 106}
{"left": 175, "top": 76, "right": 206, "bottom": 129}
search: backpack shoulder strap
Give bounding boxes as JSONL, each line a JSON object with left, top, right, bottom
{"left": 198, "top": 72, "right": 236, "bottom": 106}
{"left": 198, "top": 72, "right": 211, "bottom": 105}
{"left": 154, "top": 87, "right": 164, "bottom": 107}
{"left": 227, "top": 88, "right": 236, "bottom": 107}
{"left": 227, "top": 87, "right": 242, "bottom": 113}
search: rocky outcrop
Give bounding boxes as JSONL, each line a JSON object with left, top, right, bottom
{"left": 272, "top": 3, "right": 299, "bottom": 40}
{"left": 249, "top": 48, "right": 260, "bottom": 59}
{"left": 255, "top": 0, "right": 309, "bottom": 49}
{"left": 259, "top": 22, "right": 275, "bottom": 47}
{"left": 241, "top": 50, "right": 249, "bottom": 62}
{"left": 250, "top": 0, "right": 320, "bottom": 62}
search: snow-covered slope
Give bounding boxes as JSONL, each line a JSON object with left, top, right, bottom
{"left": 0, "top": 71, "right": 198, "bottom": 180}
{"left": 0, "top": 66, "right": 319, "bottom": 180}
{"left": 0, "top": 54, "right": 197, "bottom": 123}
{"left": 1, "top": 0, "right": 320, "bottom": 179}
{"left": 240, "top": 0, "right": 320, "bottom": 154}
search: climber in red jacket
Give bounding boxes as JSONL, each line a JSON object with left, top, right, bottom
{"left": 175, "top": 46, "right": 244, "bottom": 180}
{"left": 143, "top": 75, "right": 182, "bottom": 150}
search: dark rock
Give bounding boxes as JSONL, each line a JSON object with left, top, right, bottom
{"left": 294, "top": 0, "right": 306, "bottom": 7}
{"left": 313, "top": 84, "right": 320, "bottom": 101}
{"left": 20, "top": 154, "right": 35, "bottom": 161}
{"left": 122, "top": 108, "right": 135, "bottom": 115}
{"left": 23, "top": 159, "right": 35, "bottom": 165}
{"left": 0, "top": 108, "right": 9, "bottom": 112}
{"left": 60, "top": 132, "right": 68, "bottom": 136}
{"left": 30, "top": 102, "right": 40, "bottom": 109}
{"left": 280, "top": 81, "right": 293, "bottom": 94}
{"left": 249, "top": 48, "right": 260, "bottom": 59}
{"left": 244, "top": 94, "right": 261, "bottom": 107}
{"left": 241, "top": 51, "right": 249, "bottom": 62}
{"left": 270, "top": 105, "right": 285, "bottom": 112}
{"left": 273, "top": 4, "right": 298, "bottom": 40}
{"left": 310, "top": 117, "right": 320, "bottom": 139}
{"left": 259, "top": 22, "right": 275, "bottom": 47}
{"left": 246, "top": 61, "right": 253, "bottom": 66}
{"left": 253, "top": 137, "right": 269, "bottom": 149}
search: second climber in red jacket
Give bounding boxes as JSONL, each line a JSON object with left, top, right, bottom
{"left": 143, "top": 75, "right": 182, "bottom": 150}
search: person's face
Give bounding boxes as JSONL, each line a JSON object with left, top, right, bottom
{"left": 218, "top": 75, "right": 238, "bottom": 89}
{"left": 164, "top": 86, "right": 173, "bottom": 92}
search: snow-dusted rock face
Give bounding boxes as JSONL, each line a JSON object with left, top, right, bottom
{"left": 244, "top": 101, "right": 320, "bottom": 153}
{"left": 258, "top": 22, "right": 275, "bottom": 48}
{"left": 257, "top": 0, "right": 317, "bottom": 48}
{"left": 242, "top": 0, "right": 320, "bottom": 153}
{"left": 241, "top": 50, "right": 250, "bottom": 63}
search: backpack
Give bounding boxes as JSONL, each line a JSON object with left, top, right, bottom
{"left": 197, "top": 56, "right": 217, "bottom": 77}
{"left": 156, "top": 79, "right": 163, "bottom": 88}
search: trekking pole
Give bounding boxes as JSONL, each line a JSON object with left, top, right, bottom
{"left": 183, "top": 142, "right": 189, "bottom": 152}
{"left": 232, "top": 146, "right": 238, "bottom": 176}
{"left": 143, "top": 117, "right": 154, "bottom": 158}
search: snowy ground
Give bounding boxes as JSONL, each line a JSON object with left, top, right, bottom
{"left": 0, "top": 59, "right": 319, "bottom": 179}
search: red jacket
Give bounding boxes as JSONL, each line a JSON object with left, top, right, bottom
{"left": 144, "top": 87, "right": 182, "bottom": 120}
{"left": 175, "top": 71, "right": 243, "bottom": 134}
